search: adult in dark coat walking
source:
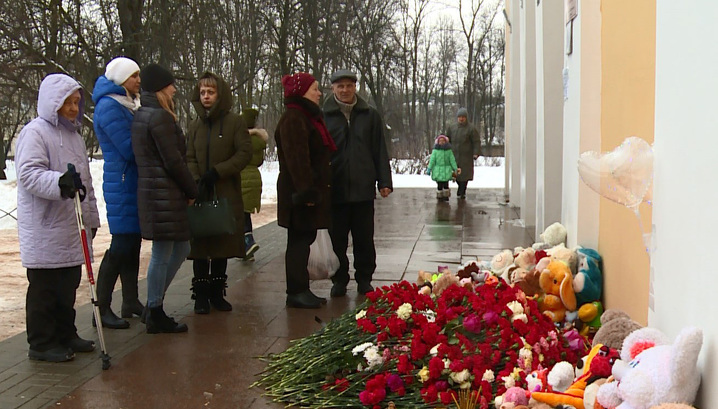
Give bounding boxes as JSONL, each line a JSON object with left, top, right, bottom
{"left": 186, "top": 72, "right": 252, "bottom": 314}
{"left": 132, "top": 64, "right": 198, "bottom": 333}
{"left": 276, "top": 72, "right": 334, "bottom": 309}
{"left": 323, "top": 70, "right": 392, "bottom": 297}
{"left": 91, "top": 56, "right": 144, "bottom": 329}
{"left": 444, "top": 107, "right": 482, "bottom": 199}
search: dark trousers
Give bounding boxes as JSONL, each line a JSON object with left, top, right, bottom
{"left": 436, "top": 181, "right": 449, "bottom": 190}
{"left": 285, "top": 228, "right": 317, "bottom": 294}
{"left": 330, "top": 201, "right": 376, "bottom": 285}
{"left": 244, "top": 212, "right": 253, "bottom": 234}
{"left": 193, "top": 258, "right": 228, "bottom": 278}
{"left": 457, "top": 181, "right": 469, "bottom": 196}
{"left": 26, "top": 266, "right": 81, "bottom": 351}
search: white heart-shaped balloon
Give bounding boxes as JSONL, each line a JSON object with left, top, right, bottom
{"left": 577, "top": 136, "right": 653, "bottom": 208}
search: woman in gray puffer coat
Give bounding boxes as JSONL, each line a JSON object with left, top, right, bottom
{"left": 16, "top": 73, "right": 101, "bottom": 362}
{"left": 132, "top": 64, "right": 198, "bottom": 334}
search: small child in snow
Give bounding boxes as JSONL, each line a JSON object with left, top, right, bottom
{"left": 427, "top": 134, "right": 460, "bottom": 201}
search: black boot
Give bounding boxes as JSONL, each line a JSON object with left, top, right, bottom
{"left": 120, "top": 249, "right": 144, "bottom": 318}
{"left": 209, "top": 275, "right": 232, "bottom": 311}
{"left": 94, "top": 250, "right": 129, "bottom": 329}
{"left": 191, "top": 278, "right": 210, "bottom": 314}
{"left": 146, "top": 306, "right": 188, "bottom": 334}
{"left": 93, "top": 308, "right": 129, "bottom": 329}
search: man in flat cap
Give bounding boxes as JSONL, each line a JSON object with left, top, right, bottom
{"left": 323, "top": 69, "right": 392, "bottom": 297}
{"left": 445, "top": 107, "right": 481, "bottom": 199}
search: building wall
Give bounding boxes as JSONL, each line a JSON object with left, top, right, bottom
{"left": 598, "top": 0, "right": 655, "bottom": 325}
{"left": 535, "top": 0, "right": 564, "bottom": 236}
{"left": 562, "top": 0, "right": 601, "bottom": 249}
{"left": 652, "top": 1, "right": 718, "bottom": 406}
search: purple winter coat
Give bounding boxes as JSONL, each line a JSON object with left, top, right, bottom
{"left": 16, "top": 73, "right": 100, "bottom": 269}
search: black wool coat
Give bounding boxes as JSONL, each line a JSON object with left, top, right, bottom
{"left": 275, "top": 97, "right": 332, "bottom": 231}
{"left": 132, "top": 91, "right": 199, "bottom": 241}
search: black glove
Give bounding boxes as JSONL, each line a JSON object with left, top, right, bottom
{"left": 59, "top": 169, "right": 78, "bottom": 199}
{"left": 59, "top": 165, "right": 86, "bottom": 201}
{"left": 91, "top": 228, "right": 97, "bottom": 239}
{"left": 200, "top": 168, "right": 220, "bottom": 187}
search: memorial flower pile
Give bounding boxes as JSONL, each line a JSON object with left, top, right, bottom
{"left": 254, "top": 277, "right": 585, "bottom": 408}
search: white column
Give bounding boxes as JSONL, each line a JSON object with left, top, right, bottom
{"left": 535, "top": 0, "right": 564, "bottom": 236}
{"left": 520, "top": 0, "right": 537, "bottom": 231}
{"left": 506, "top": 0, "right": 523, "bottom": 204}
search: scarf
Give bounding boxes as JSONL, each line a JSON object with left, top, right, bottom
{"left": 285, "top": 101, "right": 337, "bottom": 152}
{"left": 109, "top": 93, "right": 141, "bottom": 112}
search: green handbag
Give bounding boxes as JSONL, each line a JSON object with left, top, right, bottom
{"left": 187, "top": 184, "right": 237, "bottom": 238}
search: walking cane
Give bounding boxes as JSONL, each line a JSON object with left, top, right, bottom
{"left": 67, "top": 163, "right": 111, "bottom": 370}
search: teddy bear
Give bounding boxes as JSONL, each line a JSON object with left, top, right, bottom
{"left": 650, "top": 405, "right": 698, "bottom": 409}
{"left": 574, "top": 248, "right": 603, "bottom": 306}
{"left": 592, "top": 309, "right": 643, "bottom": 350}
{"left": 513, "top": 247, "right": 537, "bottom": 270}
{"left": 548, "top": 244, "right": 579, "bottom": 275}
{"left": 491, "top": 249, "right": 515, "bottom": 280}
{"left": 540, "top": 222, "right": 568, "bottom": 247}
{"left": 514, "top": 269, "right": 542, "bottom": 297}
{"left": 538, "top": 260, "right": 577, "bottom": 322}
{"left": 596, "top": 327, "right": 703, "bottom": 409}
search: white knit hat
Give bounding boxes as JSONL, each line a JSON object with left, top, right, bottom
{"left": 105, "top": 57, "right": 140, "bottom": 86}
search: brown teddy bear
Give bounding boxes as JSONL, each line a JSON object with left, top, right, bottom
{"left": 591, "top": 309, "right": 642, "bottom": 350}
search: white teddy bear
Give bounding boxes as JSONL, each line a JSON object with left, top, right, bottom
{"left": 539, "top": 222, "right": 567, "bottom": 247}
{"left": 597, "top": 326, "right": 703, "bottom": 409}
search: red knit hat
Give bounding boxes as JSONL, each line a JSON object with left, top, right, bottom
{"left": 281, "top": 72, "right": 316, "bottom": 98}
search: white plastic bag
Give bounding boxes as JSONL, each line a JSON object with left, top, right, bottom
{"left": 308, "top": 229, "right": 339, "bottom": 280}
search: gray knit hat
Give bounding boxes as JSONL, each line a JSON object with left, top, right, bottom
{"left": 457, "top": 107, "right": 469, "bottom": 117}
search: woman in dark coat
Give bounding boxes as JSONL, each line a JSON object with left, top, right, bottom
{"left": 186, "top": 72, "right": 252, "bottom": 314}
{"left": 132, "top": 64, "right": 199, "bottom": 333}
{"left": 276, "top": 72, "right": 334, "bottom": 309}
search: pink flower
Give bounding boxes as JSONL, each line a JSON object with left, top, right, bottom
{"left": 482, "top": 311, "right": 499, "bottom": 325}
{"left": 463, "top": 314, "right": 482, "bottom": 333}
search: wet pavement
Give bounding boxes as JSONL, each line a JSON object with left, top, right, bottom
{"left": 0, "top": 188, "right": 533, "bottom": 409}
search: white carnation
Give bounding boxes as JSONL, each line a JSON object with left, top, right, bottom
{"left": 396, "top": 303, "right": 413, "bottom": 320}
{"left": 450, "top": 369, "right": 470, "bottom": 384}
{"left": 507, "top": 300, "right": 524, "bottom": 315}
{"left": 482, "top": 369, "right": 495, "bottom": 382}
{"left": 430, "top": 344, "right": 440, "bottom": 356}
{"left": 352, "top": 342, "right": 373, "bottom": 356}
{"left": 502, "top": 375, "right": 515, "bottom": 388}
{"left": 512, "top": 313, "right": 528, "bottom": 323}
{"left": 355, "top": 309, "right": 367, "bottom": 320}
{"left": 364, "top": 346, "right": 384, "bottom": 369}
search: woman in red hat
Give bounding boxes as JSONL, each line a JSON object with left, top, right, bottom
{"left": 275, "top": 72, "right": 335, "bottom": 309}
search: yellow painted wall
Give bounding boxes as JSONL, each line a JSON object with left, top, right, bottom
{"left": 599, "top": 0, "right": 655, "bottom": 325}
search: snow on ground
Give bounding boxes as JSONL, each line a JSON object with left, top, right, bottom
{"left": 1, "top": 158, "right": 505, "bottom": 231}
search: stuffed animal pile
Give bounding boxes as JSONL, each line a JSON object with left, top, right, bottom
{"left": 413, "top": 223, "right": 706, "bottom": 409}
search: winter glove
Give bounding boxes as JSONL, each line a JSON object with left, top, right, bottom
{"left": 200, "top": 168, "right": 220, "bottom": 188}
{"left": 59, "top": 166, "right": 86, "bottom": 201}
{"left": 91, "top": 228, "right": 97, "bottom": 239}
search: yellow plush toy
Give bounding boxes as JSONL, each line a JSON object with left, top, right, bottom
{"left": 538, "top": 260, "right": 577, "bottom": 322}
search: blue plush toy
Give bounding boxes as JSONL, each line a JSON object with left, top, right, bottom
{"left": 573, "top": 247, "right": 603, "bottom": 306}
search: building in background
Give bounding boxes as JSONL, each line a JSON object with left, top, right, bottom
{"left": 504, "top": 0, "right": 716, "bottom": 406}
